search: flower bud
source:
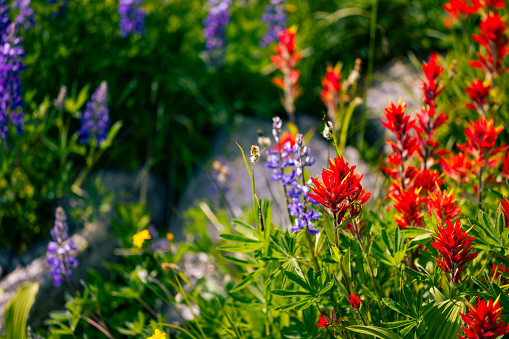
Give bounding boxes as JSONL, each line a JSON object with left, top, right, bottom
{"left": 257, "top": 129, "right": 272, "bottom": 149}
{"left": 323, "top": 121, "right": 333, "bottom": 140}
{"left": 250, "top": 145, "right": 260, "bottom": 163}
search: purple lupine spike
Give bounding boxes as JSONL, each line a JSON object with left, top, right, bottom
{"left": 264, "top": 120, "right": 320, "bottom": 234}
{"left": 78, "top": 81, "right": 110, "bottom": 146}
{"left": 47, "top": 207, "right": 78, "bottom": 287}
{"left": 202, "top": 0, "right": 231, "bottom": 68}
{"left": 0, "top": 0, "right": 33, "bottom": 141}
{"left": 118, "top": 0, "right": 146, "bottom": 37}
{"left": 260, "top": 0, "right": 287, "bottom": 47}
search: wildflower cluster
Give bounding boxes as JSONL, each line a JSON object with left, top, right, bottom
{"left": 202, "top": 0, "right": 231, "bottom": 68}
{"left": 382, "top": 55, "right": 457, "bottom": 229}
{"left": 458, "top": 297, "right": 509, "bottom": 339}
{"left": 260, "top": 0, "right": 286, "bottom": 47}
{"left": 118, "top": 0, "right": 146, "bottom": 37}
{"left": 431, "top": 218, "right": 478, "bottom": 285}
{"left": 0, "top": 0, "right": 34, "bottom": 140}
{"left": 270, "top": 27, "right": 302, "bottom": 123}
{"left": 78, "top": 81, "right": 110, "bottom": 146}
{"left": 265, "top": 117, "right": 319, "bottom": 233}
{"left": 47, "top": 207, "right": 78, "bottom": 287}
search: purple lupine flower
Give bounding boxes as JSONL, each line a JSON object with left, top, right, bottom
{"left": 118, "top": 0, "right": 146, "bottom": 37}
{"left": 260, "top": 0, "right": 286, "bottom": 47}
{"left": 0, "top": 0, "right": 34, "bottom": 140}
{"left": 202, "top": 0, "right": 231, "bottom": 67}
{"left": 78, "top": 81, "right": 110, "bottom": 146}
{"left": 47, "top": 207, "right": 78, "bottom": 287}
{"left": 265, "top": 118, "right": 320, "bottom": 234}
{"left": 287, "top": 134, "right": 320, "bottom": 233}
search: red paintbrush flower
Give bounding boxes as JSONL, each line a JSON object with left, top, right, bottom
{"left": 443, "top": 0, "right": 479, "bottom": 21}
{"left": 480, "top": 0, "right": 506, "bottom": 9}
{"left": 501, "top": 198, "right": 509, "bottom": 228}
{"left": 382, "top": 101, "right": 419, "bottom": 181}
{"left": 465, "top": 78, "right": 491, "bottom": 111}
{"left": 316, "top": 310, "right": 340, "bottom": 328}
{"left": 470, "top": 13, "right": 509, "bottom": 76}
{"left": 392, "top": 188, "right": 427, "bottom": 229}
{"left": 421, "top": 54, "right": 444, "bottom": 106}
{"left": 457, "top": 117, "right": 507, "bottom": 170}
{"left": 347, "top": 293, "right": 362, "bottom": 309}
{"left": 412, "top": 169, "right": 444, "bottom": 196}
{"left": 307, "top": 156, "right": 365, "bottom": 214}
{"left": 431, "top": 218, "right": 478, "bottom": 284}
{"left": 273, "top": 132, "right": 296, "bottom": 152}
{"left": 270, "top": 27, "right": 303, "bottom": 120}
{"left": 321, "top": 63, "right": 342, "bottom": 119}
{"left": 440, "top": 152, "right": 474, "bottom": 183}
{"left": 426, "top": 188, "right": 461, "bottom": 225}
{"left": 501, "top": 154, "right": 509, "bottom": 180}
{"left": 458, "top": 297, "right": 509, "bottom": 339}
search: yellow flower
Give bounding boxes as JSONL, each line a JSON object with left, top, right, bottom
{"left": 166, "top": 232, "right": 174, "bottom": 241}
{"left": 147, "top": 329, "right": 166, "bottom": 339}
{"left": 133, "top": 229, "right": 151, "bottom": 249}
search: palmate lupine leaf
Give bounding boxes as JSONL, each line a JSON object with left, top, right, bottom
{"left": 415, "top": 298, "right": 465, "bottom": 339}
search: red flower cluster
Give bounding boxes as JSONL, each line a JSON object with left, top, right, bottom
{"left": 470, "top": 13, "right": 509, "bottom": 76}
{"left": 431, "top": 218, "right": 478, "bottom": 284}
{"left": 501, "top": 198, "right": 509, "bottom": 228}
{"left": 458, "top": 297, "right": 509, "bottom": 339}
{"left": 421, "top": 54, "right": 444, "bottom": 107}
{"left": 274, "top": 131, "right": 296, "bottom": 152}
{"left": 440, "top": 152, "right": 474, "bottom": 184}
{"left": 426, "top": 188, "right": 461, "bottom": 225}
{"left": 270, "top": 27, "right": 303, "bottom": 118}
{"left": 415, "top": 54, "right": 448, "bottom": 169}
{"left": 321, "top": 63, "right": 342, "bottom": 120}
{"left": 347, "top": 293, "right": 361, "bottom": 309}
{"left": 382, "top": 101, "right": 418, "bottom": 185}
{"left": 457, "top": 117, "right": 507, "bottom": 170}
{"left": 443, "top": 0, "right": 479, "bottom": 21}
{"left": 308, "top": 157, "right": 370, "bottom": 217}
{"left": 501, "top": 154, "right": 509, "bottom": 179}
{"left": 316, "top": 310, "right": 340, "bottom": 328}
{"left": 465, "top": 79, "right": 491, "bottom": 112}
{"left": 392, "top": 188, "right": 427, "bottom": 228}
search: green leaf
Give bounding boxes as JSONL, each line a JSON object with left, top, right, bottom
{"left": 271, "top": 290, "right": 312, "bottom": 297}
{"left": 403, "top": 283, "right": 417, "bottom": 317}
{"left": 5, "top": 281, "right": 39, "bottom": 339}
{"left": 374, "top": 320, "right": 415, "bottom": 329}
{"left": 275, "top": 297, "right": 314, "bottom": 311}
{"left": 217, "top": 243, "right": 264, "bottom": 253}
{"left": 219, "top": 233, "right": 262, "bottom": 244}
{"left": 382, "top": 298, "right": 415, "bottom": 319}
{"left": 284, "top": 271, "right": 311, "bottom": 291}
{"left": 230, "top": 269, "right": 263, "bottom": 293}
{"left": 416, "top": 298, "right": 465, "bottom": 339}
{"left": 343, "top": 247, "right": 352, "bottom": 281}
{"left": 347, "top": 325, "right": 402, "bottom": 339}
{"left": 100, "top": 120, "right": 123, "bottom": 150}
{"left": 221, "top": 254, "right": 263, "bottom": 267}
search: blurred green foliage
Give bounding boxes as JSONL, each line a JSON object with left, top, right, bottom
{"left": 22, "top": 0, "right": 447, "bottom": 203}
